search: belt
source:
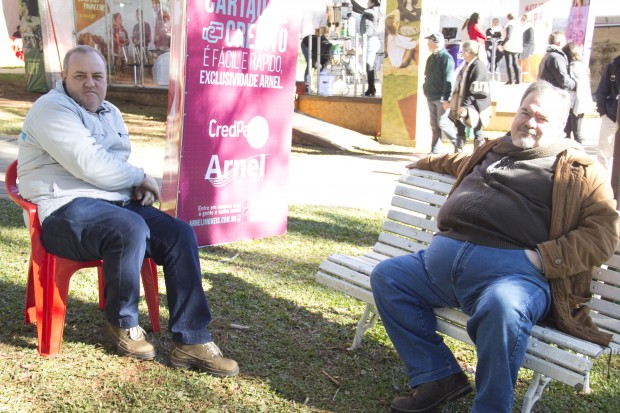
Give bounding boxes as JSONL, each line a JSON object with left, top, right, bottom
{"left": 106, "top": 199, "right": 133, "bottom": 207}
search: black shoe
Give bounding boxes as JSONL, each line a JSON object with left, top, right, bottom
{"left": 391, "top": 371, "right": 473, "bottom": 413}
{"left": 505, "top": 80, "right": 513, "bottom": 85}
{"left": 365, "top": 89, "right": 376, "bottom": 96}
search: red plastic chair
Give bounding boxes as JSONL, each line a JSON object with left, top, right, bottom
{"left": 5, "top": 160, "right": 160, "bottom": 356}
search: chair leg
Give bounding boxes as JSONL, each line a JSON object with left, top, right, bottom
{"left": 141, "top": 259, "right": 161, "bottom": 333}
{"left": 37, "top": 255, "right": 72, "bottom": 356}
{"left": 25, "top": 258, "right": 37, "bottom": 324}
{"left": 97, "top": 266, "right": 105, "bottom": 311}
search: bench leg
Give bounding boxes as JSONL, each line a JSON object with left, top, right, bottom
{"left": 349, "top": 303, "right": 378, "bottom": 350}
{"left": 521, "top": 372, "right": 552, "bottom": 413}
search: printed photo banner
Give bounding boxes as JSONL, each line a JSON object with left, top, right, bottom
{"left": 176, "top": 0, "right": 299, "bottom": 246}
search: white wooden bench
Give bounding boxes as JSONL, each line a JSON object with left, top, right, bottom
{"left": 316, "top": 168, "right": 620, "bottom": 413}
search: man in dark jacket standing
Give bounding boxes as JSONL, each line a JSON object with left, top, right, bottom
{"left": 422, "top": 32, "right": 458, "bottom": 154}
{"left": 595, "top": 54, "right": 620, "bottom": 174}
{"left": 537, "top": 31, "right": 575, "bottom": 135}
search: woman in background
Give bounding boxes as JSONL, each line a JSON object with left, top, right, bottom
{"left": 467, "top": 13, "right": 486, "bottom": 46}
{"left": 501, "top": 12, "right": 523, "bottom": 84}
{"left": 352, "top": 0, "right": 382, "bottom": 96}
{"left": 563, "top": 41, "right": 593, "bottom": 143}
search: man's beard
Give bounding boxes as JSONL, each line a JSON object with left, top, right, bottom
{"left": 513, "top": 136, "right": 536, "bottom": 149}
{"left": 513, "top": 128, "right": 538, "bottom": 149}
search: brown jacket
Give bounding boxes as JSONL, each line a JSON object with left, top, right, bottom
{"left": 417, "top": 138, "right": 619, "bottom": 345}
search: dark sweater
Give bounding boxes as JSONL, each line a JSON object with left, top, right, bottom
{"left": 423, "top": 48, "right": 455, "bottom": 102}
{"left": 437, "top": 136, "right": 571, "bottom": 249}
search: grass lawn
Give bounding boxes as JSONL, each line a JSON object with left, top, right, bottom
{"left": 1, "top": 72, "right": 619, "bottom": 412}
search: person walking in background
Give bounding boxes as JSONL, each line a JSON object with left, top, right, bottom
{"left": 595, "top": 54, "right": 620, "bottom": 174}
{"left": 537, "top": 32, "right": 575, "bottom": 136}
{"left": 537, "top": 32, "right": 574, "bottom": 91}
{"left": 351, "top": 0, "right": 382, "bottom": 96}
{"left": 501, "top": 13, "right": 523, "bottom": 84}
{"left": 12, "top": 25, "right": 22, "bottom": 38}
{"left": 385, "top": 9, "right": 418, "bottom": 69}
{"left": 485, "top": 18, "right": 503, "bottom": 73}
{"left": 467, "top": 13, "right": 486, "bottom": 46}
{"left": 449, "top": 41, "right": 491, "bottom": 151}
{"left": 422, "top": 32, "right": 459, "bottom": 154}
{"left": 520, "top": 14, "right": 535, "bottom": 77}
{"left": 563, "top": 42, "right": 593, "bottom": 144}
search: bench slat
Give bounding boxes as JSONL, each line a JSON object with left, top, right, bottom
{"left": 316, "top": 271, "right": 375, "bottom": 305}
{"left": 603, "top": 253, "right": 620, "bottom": 270}
{"left": 587, "top": 298, "right": 620, "bottom": 320}
{"left": 394, "top": 186, "right": 449, "bottom": 207}
{"left": 592, "top": 267, "right": 620, "bottom": 286}
{"left": 391, "top": 196, "right": 441, "bottom": 219}
{"left": 521, "top": 354, "right": 587, "bottom": 390}
{"left": 324, "top": 254, "right": 376, "bottom": 278}
{"left": 386, "top": 209, "right": 439, "bottom": 233}
{"left": 589, "top": 311, "right": 620, "bottom": 335}
{"left": 590, "top": 281, "right": 620, "bottom": 302}
{"left": 364, "top": 251, "right": 391, "bottom": 261}
{"left": 403, "top": 169, "right": 457, "bottom": 186}
{"left": 398, "top": 175, "right": 454, "bottom": 195}
{"left": 374, "top": 234, "right": 427, "bottom": 255}
{"left": 382, "top": 221, "right": 434, "bottom": 246}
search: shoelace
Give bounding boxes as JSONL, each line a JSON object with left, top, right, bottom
{"left": 127, "top": 326, "right": 147, "bottom": 341}
{"left": 204, "top": 342, "right": 223, "bottom": 358}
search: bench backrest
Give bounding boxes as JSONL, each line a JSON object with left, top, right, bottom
{"left": 373, "top": 169, "right": 620, "bottom": 348}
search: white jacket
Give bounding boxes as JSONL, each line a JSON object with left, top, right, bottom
{"left": 18, "top": 81, "right": 145, "bottom": 223}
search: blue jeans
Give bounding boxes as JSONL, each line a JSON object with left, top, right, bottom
{"left": 41, "top": 198, "right": 213, "bottom": 344}
{"left": 370, "top": 235, "right": 551, "bottom": 413}
{"left": 427, "top": 99, "right": 458, "bottom": 153}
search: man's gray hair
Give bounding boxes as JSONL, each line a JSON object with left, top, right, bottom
{"left": 63, "top": 45, "right": 106, "bottom": 74}
{"left": 519, "top": 81, "right": 571, "bottom": 123}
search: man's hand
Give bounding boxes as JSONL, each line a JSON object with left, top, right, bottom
{"left": 525, "top": 249, "right": 544, "bottom": 273}
{"left": 132, "top": 174, "right": 160, "bottom": 206}
{"left": 406, "top": 160, "right": 418, "bottom": 169}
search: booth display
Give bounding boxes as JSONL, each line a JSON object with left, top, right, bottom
{"left": 73, "top": 0, "right": 171, "bottom": 87}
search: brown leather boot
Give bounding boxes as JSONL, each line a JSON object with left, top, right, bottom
{"left": 391, "top": 371, "right": 473, "bottom": 413}
{"left": 169, "top": 342, "right": 239, "bottom": 377}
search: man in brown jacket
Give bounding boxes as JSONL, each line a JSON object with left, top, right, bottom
{"left": 370, "top": 81, "right": 619, "bottom": 413}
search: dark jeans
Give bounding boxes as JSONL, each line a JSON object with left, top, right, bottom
{"left": 371, "top": 235, "right": 551, "bottom": 412}
{"left": 565, "top": 111, "right": 584, "bottom": 143}
{"left": 456, "top": 121, "right": 484, "bottom": 150}
{"left": 504, "top": 51, "right": 521, "bottom": 83}
{"left": 41, "top": 198, "right": 213, "bottom": 344}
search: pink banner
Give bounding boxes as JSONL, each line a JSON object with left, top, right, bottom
{"left": 163, "top": 0, "right": 299, "bottom": 246}
{"left": 565, "top": 4, "right": 595, "bottom": 64}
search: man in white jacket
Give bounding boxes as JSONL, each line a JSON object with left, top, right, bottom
{"left": 18, "top": 45, "right": 238, "bottom": 377}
